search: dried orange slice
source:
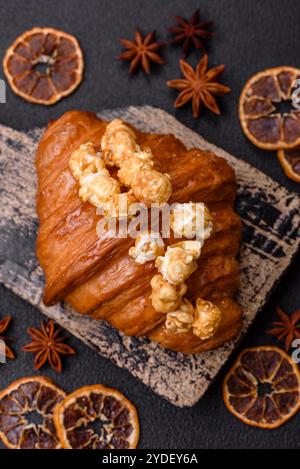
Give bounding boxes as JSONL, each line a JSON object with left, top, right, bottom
{"left": 3, "top": 27, "right": 84, "bottom": 105}
{"left": 239, "top": 67, "right": 300, "bottom": 150}
{"left": 54, "top": 384, "right": 140, "bottom": 449}
{"left": 278, "top": 148, "right": 300, "bottom": 183}
{"left": 223, "top": 346, "right": 300, "bottom": 429}
{"left": 0, "top": 376, "right": 65, "bottom": 448}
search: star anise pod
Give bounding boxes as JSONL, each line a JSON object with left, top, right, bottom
{"left": 168, "top": 9, "right": 214, "bottom": 57}
{"left": 167, "top": 55, "right": 231, "bottom": 118}
{"left": 267, "top": 307, "right": 300, "bottom": 351}
{"left": 118, "top": 30, "right": 165, "bottom": 74}
{"left": 0, "top": 316, "right": 15, "bottom": 360}
{"left": 23, "top": 320, "right": 76, "bottom": 373}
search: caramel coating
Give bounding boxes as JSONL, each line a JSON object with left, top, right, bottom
{"left": 150, "top": 274, "right": 187, "bottom": 314}
{"left": 69, "top": 143, "right": 105, "bottom": 181}
{"left": 102, "top": 192, "right": 137, "bottom": 219}
{"left": 193, "top": 298, "right": 222, "bottom": 340}
{"left": 71, "top": 120, "right": 173, "bottom": 218}
{"left": 69, "top": 141, "right": 138, "bottom": 218}
{"left": 79, "top": 171, "right": 121, "bottom": 208}
{"left": 165, "top": 299, "right": 195, "bottom": 333}
{"left": 170, "top": 202, "right": 213, "bottom": 241}
{"left": 129, "top": 231, "right": 165, "bottom": 265}
{"left": 101, "top": 119, "right": 173, "bottom": 206}
{"left": 69, "top": 142, "right": 122, "bottom": 211}
{"left": 132, "top": 169, "right": 173, "bottom": 205}
{"left": 118, "top": 154, "right": 153, "bottom": 188}
{"left": 101, "top": 119, "right": 137, "bottom": 167}
{"left": 155, "top": 241, "right": 201, "bottom": 285}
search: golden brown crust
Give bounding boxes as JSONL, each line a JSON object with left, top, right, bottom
{"left": 36, "top": 111, "right": 242, "bottom": 353}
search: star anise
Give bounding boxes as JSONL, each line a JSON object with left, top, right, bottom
{"left": 118, "top": 30, "right": 165, "bottom": 74}
{"left": 23, "top": 320, "right": 76, "bottom": 373}
{"left": 0, "top": 316, "right": 15, "bottom": 360}
{"left": 167, "top": 55, "right": 231, "bottom": 118}
{"left": 267, "top": 307, "right": 300, "bottom": 351}
{"left": 168, "top": 9, "right": 214, "bottom": 57}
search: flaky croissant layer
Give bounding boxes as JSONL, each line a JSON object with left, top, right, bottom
{"left": 36, "top": 111, "right": 243, "bottom": 354}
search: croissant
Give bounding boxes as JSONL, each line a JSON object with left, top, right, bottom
{"left": 36, "top": 110, "right": 243, "bottom": 354}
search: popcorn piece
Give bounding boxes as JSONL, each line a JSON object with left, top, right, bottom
{"left": 150, "top": 274, "right": 187, "bottom": 314}
{"left": 101, "top": 119, "right": 173, "bottom": 205}
{"left": 69, "top": 143, "right": 104, "bottom": 181}
{"left": 132, "top": 169, "right": 173, "bottom": 205}
{"left": 102, "top": 192, "right": 137, "bottom": 219}
{"left": 155, "top": 241, "right": 202, "bottom": 285}
{"left": 72, "top": 120, "right": 173, "bottom": 222}
{"left": 118, "top": 154, "right": 153, "bottom": 188}
{"left": 79, "top": 171, "right": 120, "bottom": 208}
{"left": 165, "top": 299, "right": 195, "bottom": 333}
{"left": 170, "top": 202, "right": 213, "bottom": 241}
{"left": 129, "top": 231, "right": 165, "bottom": 265}
{"left": 101, "top": 119, "right": 137, "bottom": 167}
{"left": 69, "top": 141, "right": 123, "bottom": 211}
{"left": 172, "top": 240, "right": 202, "bottom": 258}
{"left": 193, "top": 298, "right": 222, "bottom": 340}
{"left": 135, "top": 149, "right": 153, "bottom": 162}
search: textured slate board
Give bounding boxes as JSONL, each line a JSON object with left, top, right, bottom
{"left": 0, "top": 106, "right": 299, "bottom": 407}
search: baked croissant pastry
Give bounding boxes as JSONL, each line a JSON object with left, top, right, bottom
{"left": 36, "top": 110, "right": 243, "bottom": 354}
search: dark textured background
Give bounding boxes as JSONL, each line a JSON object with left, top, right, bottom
{"left": 0, "top": 0, "right": 299, "bottom": 449}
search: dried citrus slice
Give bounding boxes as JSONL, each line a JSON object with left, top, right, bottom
{"left": 278, "top": 148, "right": 300, "bottom": 183}
{"left": 0, "top": 376, "right": 65, "bottom": 448}
{"left": 3, "top": 27, "right": 84, "bottom": 105}
{"left": 223, "top": 346, "right": 300, "bottom": 429}
{"left": 239, "top": 67, "right": 300, "bottom": 150}
{"left": 54, "top": 384, "right": 139, "bottom": 449}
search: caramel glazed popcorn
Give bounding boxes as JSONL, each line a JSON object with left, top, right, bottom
{"left": 69, "top": 119, "right": 222, "bottom": 340}
{"left": 69, "top": 119, "right": 173, "bottom": 219}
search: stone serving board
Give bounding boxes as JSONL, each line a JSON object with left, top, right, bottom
{"left": 0, "top": 106, "right": 300, "bottom": 407}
